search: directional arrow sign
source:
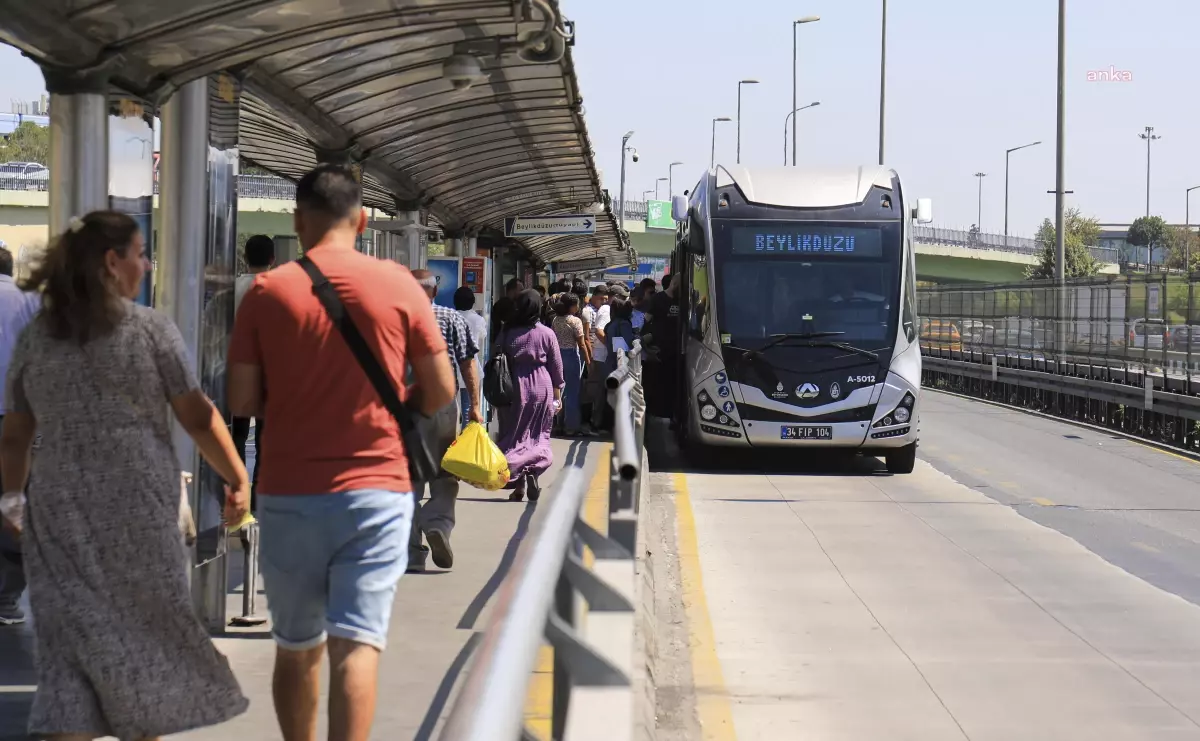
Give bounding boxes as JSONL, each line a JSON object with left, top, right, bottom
{"left": 504, "top": 214, "right": 596, "bottom": 237}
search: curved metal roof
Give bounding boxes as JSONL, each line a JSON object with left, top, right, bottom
{"left": 0, "top": 0, "right": 627, "bottom": 264}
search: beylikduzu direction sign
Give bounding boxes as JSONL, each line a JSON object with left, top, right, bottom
{"left": 504, "top": 214, "right": 597, "bottom": 237}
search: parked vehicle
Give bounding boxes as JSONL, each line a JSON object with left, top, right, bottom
{"left": 1170, "top": 325, "right": 1200, "bottom": 352}
{"left": 1128, "top": 318, "right": 1169, "bottom": 351}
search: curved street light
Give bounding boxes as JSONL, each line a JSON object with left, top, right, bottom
{"left": 711, "top": 117, "right": 732, "bottom": 169}
{"left": 618, "top": 130, "right": 635, "bottom": 231}
{"left": 737, "top": 79, "right": 760, "bottom": 164}
{"left": 783, "top": 101, "right": 821, "bottom": 165}
{"left": 668, "top": 161, "right": 684, "bottom": 199}
{"left": 792, "top": 16, "right": 821, "bottom": 166}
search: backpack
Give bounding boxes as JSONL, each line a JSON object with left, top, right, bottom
{"left": 483, "top": 328, "right": 516, "bottom": 407}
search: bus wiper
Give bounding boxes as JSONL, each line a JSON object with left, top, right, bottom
{"left": 756, "top": 331, "right": 845, "bottom": 354}
{"left": 799, "top": 341, "right": 880, "bottom": 362}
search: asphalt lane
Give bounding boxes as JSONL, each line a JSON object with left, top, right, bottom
{"left": 919, "top": 391, "right": 1200, "bottom": 606}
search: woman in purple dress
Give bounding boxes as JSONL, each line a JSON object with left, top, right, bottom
{"left": 496, "top": 289, "right": 564, "bottom": 501}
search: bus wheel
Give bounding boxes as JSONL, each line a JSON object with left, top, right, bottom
{"left": 885, "top": 443, "right": 917, "bottom": 474}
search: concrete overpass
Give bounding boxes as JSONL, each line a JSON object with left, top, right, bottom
{"left": 613, "top": 202, "right": 1121, "bottom": 283}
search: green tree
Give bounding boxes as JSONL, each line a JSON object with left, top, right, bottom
{"left": 0, "top": 121, "right": 50, "bottom": 164}
{"left": 1026, "top": 208, "right": 1102, "bottom": 279}
{"left": 1162, "top": 225, "right": 1200, "bottom": 273}
{"left": 1126, "top": 215, "right": 1169, "bottom": 269}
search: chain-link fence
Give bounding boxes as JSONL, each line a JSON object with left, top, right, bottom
{"left": 917, "top": 274, "right": 1200, "bottom": 391}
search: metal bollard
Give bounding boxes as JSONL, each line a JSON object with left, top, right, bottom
{"left": 230, "top": 521, "right": 267, "bottom": 627}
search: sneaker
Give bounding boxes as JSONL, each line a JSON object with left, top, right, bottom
{"left": 426, "top": 528, "right": 454, "bottom": 569}
{"left": 0, "top": 606, "right": 25, "bottom": 626}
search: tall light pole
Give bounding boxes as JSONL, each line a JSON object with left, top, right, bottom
{"left": 618, "top": 130, "right": 634, "bottom": 232}
{"left": 1139, "top": 126, "right": 1161, "bottom": 217}
{"left": 655, "top": 177, "right": 668, "bottom": 200}
{"left": 783, "top": 102, "right": 821, "bottom": 165}
{"left": 1054, "top": 0, "right": 1066, "bottom": 287}
{"left": 737, "top": 79, "right": 759, "bottom": 164}
{"left": 878, "top": 0, "right": 888, "bottom": 166}
{"left": 668, "top": 161, "right": 684, "bottom": 199}
{"left": 1186, "top": 185, "right": 1200, "bottom": 273}
{"left": 792, "top": 16, "right": 821, "bottom": 167}
{"left": 711, "top": 117, "right": 731, "bottom": 169}
{"left": 974, "top": 172, "right": 987, "bottom": 229}
{"left": 1004, "top": 140, "right": 1041, "bottom": 246}
{"left": 642, "top": 189, "right": 654, "bottom": 202}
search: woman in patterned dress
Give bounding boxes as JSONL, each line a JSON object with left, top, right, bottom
{"left": 495, "top": 290, "right": 564, "bottom": 501}
{"left": 0, "top": 211, "right": 250, "bottom": 740}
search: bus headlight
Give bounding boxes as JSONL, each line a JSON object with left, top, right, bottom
{"left": 873, "top": 392, "right": 915, "bottom": 428}
{"left": 700, "top": 404, "right": 718, "bottom": 421}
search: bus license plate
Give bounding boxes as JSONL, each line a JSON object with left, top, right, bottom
{"left": 781, "top": 425, "right": 833, "bottom": 440}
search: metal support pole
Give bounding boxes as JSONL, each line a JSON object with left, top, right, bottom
{"left": 230, "top": 523, "right": 266, "bottom": 626}
{"left": 1004, "top": 151, "right": 1010, "bottom": 247}
{"left": 711, "top": 120, "right": 717, "bottom": 170}
{"left": 878, "top": 0, "right": 888, "bottom": 166}
{"left": 792, "top": 23, "right": 798, "bottom": 167}
{"left": 619, "top": 131, "right": 633, "bottom": 233}
{"left": 1054, "top": 0, "right": 1068, "bottom": 357}
{"left": 465, "top": 235, "right": 478, "bottom": 257}
{"left": 46, "top": 92, "right": 108, "bottom": 236}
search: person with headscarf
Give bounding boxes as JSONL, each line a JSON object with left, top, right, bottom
{"left": 494, "top": 289, "right": 564, "bottom": 501}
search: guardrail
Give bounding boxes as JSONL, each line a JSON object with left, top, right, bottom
{"left": 911, "top": 225, "right": 1120, "bottom": 264}
{"left": 0, "top": 172, "right": 298, "bottom": 199}
{"left": 441, "top": 342, "right": 648, "bottom": 741}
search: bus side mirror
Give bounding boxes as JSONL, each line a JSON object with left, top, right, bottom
{"left": 671, "top": 195, "right": 688, "bottom": 222}
{"left": 912, "top": 198, "right": 933, "bottom": 224}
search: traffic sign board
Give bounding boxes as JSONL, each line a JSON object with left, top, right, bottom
{"left": 504, "top": 214, "right": 597, "bottom": 237}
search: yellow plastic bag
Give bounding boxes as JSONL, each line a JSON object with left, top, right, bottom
{"left": 441, "top": 422, "right": 511, "bottom": 490}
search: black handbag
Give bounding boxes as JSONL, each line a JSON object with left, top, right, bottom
{"left": 297, "top": 257, "right": 440, "bottom": 484}
{"left": 483, "top": 328, "right": 516, "bottom": 407}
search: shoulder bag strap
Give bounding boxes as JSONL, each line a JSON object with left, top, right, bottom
{"left": 297, "top": 256, "right": 417, "bottom": 436}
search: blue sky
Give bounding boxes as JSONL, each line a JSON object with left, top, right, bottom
{"left": 1, "top": 0, "right": 1196, "bottom": 236}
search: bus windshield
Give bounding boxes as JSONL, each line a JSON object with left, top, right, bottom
{"left": 711, "top": 220, "right": 902, "bottom": 347}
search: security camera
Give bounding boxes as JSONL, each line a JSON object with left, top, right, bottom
{"left": 631, "top": 149, "right": 639, "bottom": 163}
{"left": 443, "top": 54, "right": 483, "bottom": 91}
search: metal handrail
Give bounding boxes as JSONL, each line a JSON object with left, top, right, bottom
{"left": 440, "top": 341, "right": 649, "bottom": 741}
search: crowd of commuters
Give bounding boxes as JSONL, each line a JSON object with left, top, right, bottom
{"left": 0, "top": 160, "right": 681, "bottom": 740}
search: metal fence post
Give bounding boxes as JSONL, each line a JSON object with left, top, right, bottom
{"left": 230, "top": 522, "right": 266, "bottom": 627}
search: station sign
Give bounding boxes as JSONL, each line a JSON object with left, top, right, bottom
{"left": 504, "top": 214, "right": 597, "bottom": 237}
{"left": 552, "top": 257, "right": 608, "bottom": 273}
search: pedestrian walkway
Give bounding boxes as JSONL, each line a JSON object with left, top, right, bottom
{"left": 0, "top": 437, "right": 609, "bottom": 741}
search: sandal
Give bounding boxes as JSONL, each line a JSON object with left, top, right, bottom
{"left": 527, "top": 472, "right": 542, "bottom": 502}
{"left": 509, "top": 476, "right": 526, "bottom": 502}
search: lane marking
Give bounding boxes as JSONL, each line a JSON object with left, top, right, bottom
{"left": 1033, "top": 497, "right": 1057, "bottom": 507}
{"left": 523, "top": 444, "right": 612, "bottom": 740}
{"left": 1130, "top": 541, "right": 1162, "bottom": 554}
{"left": 1129, "top": 438, "right": 1200, "bottom": 467}
{"left": 674, "top": 472, "right": 738, "bottom": 741}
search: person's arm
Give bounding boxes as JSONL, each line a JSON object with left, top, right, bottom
{"left": 152, "top": 311, "right": 249, "bottom": 525}
{"left": 574, "top": 324, "right": 591, "bottom": 365}
{"left": 171, "top": 390, "right": 250, "bottom": 525}
{"left": 0, "top": 411, "right": 35, "bottom": 533}
{"left": 461, "top": 359, "right": 482, "bottom": 424}
{"left": 228, "top": 285, "right": 265, "bottom": 418}
{"left": 405, "top": 285, "right": 455, "bottom": 415}
{"left": 546, "top": 330, "right": 565, "bottom": 405}
{"left": 411, "top": 351, "right": 455, "bottom": 415}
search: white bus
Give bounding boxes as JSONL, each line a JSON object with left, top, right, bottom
{"left": 667, "top": 165, "right": 932, "bottom": 473}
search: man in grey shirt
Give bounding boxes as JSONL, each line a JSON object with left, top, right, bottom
{"left": 0, "top": 244, "right": 39, "bottom": 625}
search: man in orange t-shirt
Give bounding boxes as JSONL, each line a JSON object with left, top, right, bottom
{"left": 228, "top": 164, "right": 455, "bottom": 741}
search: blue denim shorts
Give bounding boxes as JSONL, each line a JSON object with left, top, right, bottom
{"left": 258, "top": 489, "right": 413, "bottom": 651}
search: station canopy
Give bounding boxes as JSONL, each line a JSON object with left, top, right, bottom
{"left": 0, "top": 0, "right": 628, "bottom": 264}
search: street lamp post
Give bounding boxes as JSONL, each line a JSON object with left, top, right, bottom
{"left": 1004, "top": 140, "right": 1041, "bottom": 246}
{"left": 737, "top": 79, "right": 759, "bottom": 164}
{"left": 668, "top": 161, "right": 683, "bottom": 199}
{"left": 1054, "top": 0, "right": 1066, "bottom": 287}
{"left": 1186, "top": 185, "right": 1200, "bottom": 273}
{"left": 655, "top": 177, "right": 668, "bottom": 200}
{"left": 792, "top": 16, "right": 821, "bottom": 167}
{"left": 878, "top": 0, "right": 888, "bottom": 165}
{"left": 642, "top": 189, "right": 654, "bottom": 202}
{"left": 1139, "top": 126, "right": 1161, "bottom": 217}
{"left": 783, "top": 102, "right": 821, "bottom": 165}
{"left": 711, "top": 117, "right": 731, "bottom": 169}
{"left": 974, "top": 172, "right": 987, "bottom": 229}
{"left": 618, "top": 130, "right": 635, "bottom": 232}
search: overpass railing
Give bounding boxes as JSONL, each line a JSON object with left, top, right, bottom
{"left": 912, "top": 225, "right": 1120, "bottom": 264}
{"left": 441, "top": 342, "right": 648, "bottom": 741}
{"left": 0, "top": 172, "right": 298, "bottom": 200}
{"left": 918, "top": 274, "right": 1200, "bottom": 452}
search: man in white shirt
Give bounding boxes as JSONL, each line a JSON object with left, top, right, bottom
{"left": 231, "top": 235, "right": 275, "bottom": 511}
{"left": 581, "top": 285, "right": 610, "bottom": 432}
{"left": 0, "top": 245, "right": 39, "bottom": 625}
